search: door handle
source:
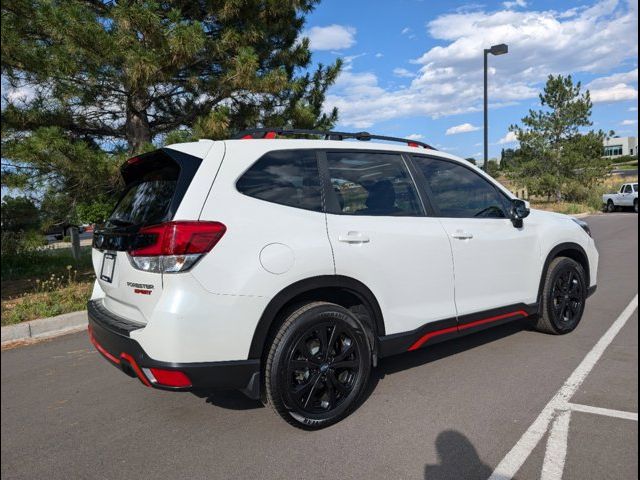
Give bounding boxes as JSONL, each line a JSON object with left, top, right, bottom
{"left": 451, "top": 231, "right": 474, "bottom": 240}
{"left": 338, "top": 232, "right": 370, "bottom": 244}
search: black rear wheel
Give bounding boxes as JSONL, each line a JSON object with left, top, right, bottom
{"left": 606, "top": 200, "right": 616, "bottom": 213}
{"left": 264, "top": 302, "right": 371, "bottom": 429}
{"left": 533, "top": 257, "right": 587, "bottom": 334}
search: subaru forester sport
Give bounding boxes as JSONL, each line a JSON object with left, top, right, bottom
{"left": 88, "top": 128, "right": 599, "bottom": 429}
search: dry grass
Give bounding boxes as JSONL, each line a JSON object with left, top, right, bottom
{"left": 1, "top": 281, "right": 92, "bottom": 326}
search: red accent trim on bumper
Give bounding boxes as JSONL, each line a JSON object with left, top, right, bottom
{"left": 88, "top": 325, "right": 152, "bottom": 387}
{"left": 88, "top": 325, "right": 121, "bottom": 365}
{"left": 119, "top": 352, "right": 152, "bottom": 387}
{"left": 407, "top": 310, "right": 529, "bottom": 351}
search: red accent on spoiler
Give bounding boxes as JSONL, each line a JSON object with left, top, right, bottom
{"left": 407, "top": 310, "right": 529, "bottom": 351}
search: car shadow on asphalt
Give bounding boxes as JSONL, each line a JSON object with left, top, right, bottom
{"left": 192, "top": 389, "right": 265, "bottom": 410}
{"left": 193, "top": 320, "right": 529, "bottom": 412}
{"left": 423, "top": 430, "right": 498, "bottom": 480}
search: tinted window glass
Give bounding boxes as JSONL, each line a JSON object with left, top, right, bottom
{"left": 326, "top": 152, "right": 422, "bottom": 216}
{"left": 108, "top": 155, "right": 180, "bottom": 227}
{"left": 237, "top": 150, "right": 322, "bottom": 212}
{"left": 413, "top": 157, "right": 510, "bottom": 218}
{"left": 634, "top": 184, "right": 638, "bottom": 192}
{"left": 624, "top": 184, "right": 633, "bottom": 193}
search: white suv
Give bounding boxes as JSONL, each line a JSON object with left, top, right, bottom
{"left": 88, "top": 129, "right": 599, "bottom": 429}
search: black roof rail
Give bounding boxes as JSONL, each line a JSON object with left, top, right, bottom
{"left": 232, "top": 128, "right": 437, "bottom": 150}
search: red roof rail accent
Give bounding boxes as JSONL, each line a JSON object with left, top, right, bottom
{"left": 408, "top": 142, "right": 419, "bottom": 147}
{"left": 264, "top": 131, "right": 277, "bottom": 139}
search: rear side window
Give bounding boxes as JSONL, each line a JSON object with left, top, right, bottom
{"left": 325, "top": 152, "right": 422, "bottom": 216}
{"left": 236, "top": 150, "right": 322, "bottom": 212}
{"left": 413, "top": 157, "right": 510, "bottom": 218}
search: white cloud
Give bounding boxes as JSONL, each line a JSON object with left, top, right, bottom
{"left": 304, "top": 25, "right": 356, "bottom": 50}
{"left": 375, "top": 53, "right": 384, "bottom": 58}
{"left": 393, "top": 68, "right": 416, "bottom": 78}
{"left": 401, "top": 27, "right": 411, "bottom": 35}
{"left": 326, "top": 0, "right": 638, "bottom": 128}
{"left": 586, "top": 69, "right": 638, "bottom": 103}
{"left": 406, "top": 133, "right": 424, "bottom": 140}
{"left": 629, "top": 106, "right": 638, "bottom": 111}
{"left": 446, "top": 123, "right": 481, "bottom": 135}
{"left": 498, "top": 131, "right": 518, "bottom": 144}
{"left": 621, "top": 119, "right": 638, "bottom": 125}
{"left": 503, "top": 0, "right": 527, "bottom": 9}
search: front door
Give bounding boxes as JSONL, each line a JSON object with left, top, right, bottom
{"left": 411, "top": 156, "right": 540, "bottom": 317}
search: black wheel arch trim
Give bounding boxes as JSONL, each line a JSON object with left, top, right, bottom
{"left": 248, "top": 275, "right": 385, "bottom": 360}
{"left": 537, "top": 242, "right": 591, "bottom": 311}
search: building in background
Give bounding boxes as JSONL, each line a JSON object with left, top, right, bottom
{"left": 603, "top": 136, "right": 637, "bottom": 158}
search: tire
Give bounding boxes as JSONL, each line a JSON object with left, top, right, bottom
{"left": 634, "top": 199, "right": 638, "bottom": 213}
{"left": 264, "top": 301, "right": 372, "bottom": 429}
{"left": 533, "top": 257, "right": 587, "bottom": 335}
{"left": 606, "top": 200, "right": 615, "bottom": 213}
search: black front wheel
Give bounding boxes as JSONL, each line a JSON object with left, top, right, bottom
{"left": 606, "top": 200, "right": 616, "bottom": 213}
{"left": 264, "top": 302, "right": 371, "bottom": 429}
{"left": 533, "top": 257, "right": 587, "bottom": 334}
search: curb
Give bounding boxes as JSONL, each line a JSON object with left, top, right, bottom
{"left": 1, "top": 310, "right": 87, "bottom": 346}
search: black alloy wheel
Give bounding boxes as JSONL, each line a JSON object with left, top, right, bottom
{"left": 265, "top": 302, "right": 371, "bottom": 429}
{"left": 534, "top": 257, "right": 587, "bottom": 334}
{"left": 550, "top": 266, "right": 584, "bottom": 328}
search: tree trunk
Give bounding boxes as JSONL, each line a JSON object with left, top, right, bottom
{"left": 125, "top": 94, "right": 151, "bottom": 154}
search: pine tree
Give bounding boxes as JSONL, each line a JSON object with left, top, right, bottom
{"left": 1, "top": 0, "right": 340, "bottom": 222}
{"left": 507, "top": 75, "right": 609, "bottom": 202}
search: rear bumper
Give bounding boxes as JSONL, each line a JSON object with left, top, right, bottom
{"left": 87, "top": 300, "right": 260, "bottom": 398}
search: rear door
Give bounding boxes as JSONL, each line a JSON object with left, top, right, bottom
{"left": 321, "top": 150, "right": 456, "bottom": 336}
{"left": 410, "top": 155, "right": 540, "bottom": 316}
{"left": 92, "top": 148, "right": 210, "bottom": 323}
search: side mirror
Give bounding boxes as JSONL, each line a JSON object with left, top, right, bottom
{"left": 510, "top": 198, "right": 530, "bottom": 228}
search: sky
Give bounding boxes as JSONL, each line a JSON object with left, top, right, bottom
{"left": 303, "top": 0, "right": 639, "bottom": 162}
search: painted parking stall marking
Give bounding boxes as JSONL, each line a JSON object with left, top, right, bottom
{"left": 489, "top": 294, "right": 639, "bottom": 480}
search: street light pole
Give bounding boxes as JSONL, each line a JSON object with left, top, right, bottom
{"left": 483, "top": 43, "right": 508, "bottom": 169}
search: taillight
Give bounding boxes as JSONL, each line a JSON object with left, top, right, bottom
{"left": 127, "top": 221, "right": 226, "bottom": 273}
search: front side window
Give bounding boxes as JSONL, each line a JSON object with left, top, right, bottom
{"left": 413, "top": 157, "right": 510, "bottom": 218}
{"left": 236, "top": 150, "right": 322, "bottom": 212}
{"left": 325, "top": 152, "right": 422, "bottom": 216}
{"left": 624, "top": 184, "right": 633, "bottom": 193}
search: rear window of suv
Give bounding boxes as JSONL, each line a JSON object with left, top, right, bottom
{"left": 236, "top": 150, "right": 322, "bottom": 212}
{"left": 107, "top": 150, "right": 196, "bottom": 228}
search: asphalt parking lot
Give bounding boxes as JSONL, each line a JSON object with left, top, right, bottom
{"left": 1, "top": 213, "right": 637, "bottom": 480}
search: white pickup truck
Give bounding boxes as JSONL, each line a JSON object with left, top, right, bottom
{"left": 602, "top": 182, "right": 638, "bottom": 213}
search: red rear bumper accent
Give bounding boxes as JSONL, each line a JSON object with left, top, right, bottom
{"left": 88, "top": 326, "right": 151, "bottom": 387}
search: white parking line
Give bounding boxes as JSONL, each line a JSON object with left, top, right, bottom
{"left": 567, "top": 403, "right": 639, "bottom": 421}
{"left": 488, "top": 294, "right": 638, "bottom": 480}
{"left": 541, "top": 409, "right": 572, "bottom": 480}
